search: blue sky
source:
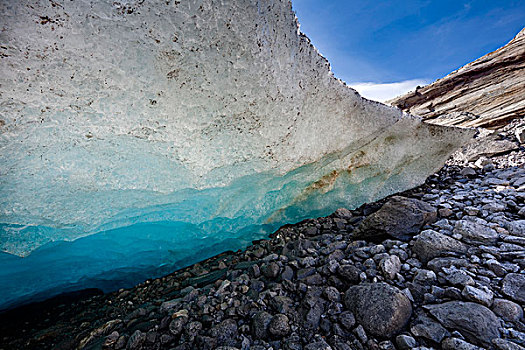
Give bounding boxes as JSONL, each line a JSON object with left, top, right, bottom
{"left": 292, "top": 0, "right": 525, "bottom": 101}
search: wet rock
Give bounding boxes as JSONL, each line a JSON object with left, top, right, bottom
{"left": 425, "top": 301, "right": 500, "bottom": 347}
{"left": 104, "top": 331, "right": 120, "bottom": 347}
{"left": 413, "top": 230, "right": 468, "bottom": 263}
{"left": 78, "top": 319, "right": 123, "bottom": 349}
{"left": 355, "top": 196, "right": 437, "bottom": 241}
{"left": 169, "top": 315, "right": 188, "bottom": 336}
{"left": 116, "top": 335, "right": 127, "bottom": 349}
{"left": 453, "top": 220, "right": 499, "bottom": 245}
{"left": 160, "top": 299, "right": 181, "bottom": 313}
{"left": 126, "top": 330, "right": 146, "bottom": 350}
{"left": 344, "top": 282, "right": 412, "bottom": 337}
{"left": 502, "top": 273, "right": 525, "bottom": 303}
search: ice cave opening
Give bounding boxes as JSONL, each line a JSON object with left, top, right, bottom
{"left": 0, "top": 0, "right": 473, "bottom": 310}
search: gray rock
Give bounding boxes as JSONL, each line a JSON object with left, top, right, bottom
{"left": 441, "top": 337, "right": 482, "bottom": 350}
{"left": 354, "top": 324, "right": 368, "bottom": 343}
{"left": 305, "top": 302, "right": 324, "bottom": 330}
{"left": 396, "top": 334, "right": 417, "bottom": 350}
{"left": 445, "top": 270, "right": 475, "bottom": 288}
{"left": 502, "top": 273, "right": 525, "bottom": 303}
{"left": 281, "top": 265, "right": 294, "bottom": 280}
{"left": 380, "top": 255, "right": 401, "bottom": 280}
{"left": 210, "top": 319, "right": 238, "bottom": 346}
{"left": 268, "top": 314, "right": 290, "bottom": 337}
{"left": 507, "top": 220, "right": 525, "bottom": 237}
{"left": 413, "top": 269, "right": 437, "bottom": 285}
{"left": 338, "top": 311, "right": 356, "bottom": 330}
{"left": 169, "top": 315, "right": 188, "bottom": 336}
{"left": 453, "top": 220, "right": 498, "bottom": 245}
{"left": 492, "top": 338, "right": 525, "bottom": 350}
{"left": 338, "top": 264, "right": 361, "bottom": 283}
{"left": 439, "top": 208, "right": 454, "bottom": 217}
{"left": 324, "top": 286, "right": 341, "bottom": 302}
{"left": 304, "top": 340, "right": 333, "bottom": 350}
{"left": 492, "top": 298, "right": 523, "bottom": 322}
{"left": 355, "top": 196, "right": 437, "bottom": 241}
{"left": 482, "top": 202, "right": 506, "bottom": 213}
{"left": 425, "top": 301, "right": 500, "bottom": 347}
{"left": 413, "top": 230, "right": 468, "bottom": 263}
{"left": 461, "top": 285, "right": 493, "bottom": 306}
{"left": 126, "top": 330, "right": 146, "bottom": 350}
{"left": 344, "top": 282, "right": 412, "bottom": 337}
{"left": 160, "top": 298, "right": 181, "bottom": 313}
{"left": 427, "top": 257, "right": 470, "bottom": 272}
{"left": 116, "top": 335, "right": 127, "bottom": 349}
{"left": 261, "top": 262, "right": 280, "bottom": 279}
{"left": 460, "top": 167, "right": 477, "bottom": 177}
{"left": 104, "top": 331, "right": 120, "bottom": 347}
{"left": 252, "top": 311, "right": 273, "bottom": 339}
{"left": 410, "top": 313, "right": 449, "bottom": 343}
{"left": 270, "top": 295, "right": 294, "bottom": 314}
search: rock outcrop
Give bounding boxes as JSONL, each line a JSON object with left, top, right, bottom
{"left": 389, "top": 28, "right": 525, "bottom": 129}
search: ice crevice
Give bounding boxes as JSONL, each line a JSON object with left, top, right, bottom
{"left": 0, "top": 0, "right": 473, "bottom": 309}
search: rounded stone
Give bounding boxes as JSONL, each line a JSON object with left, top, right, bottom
{"left": 502, "top": 273, "right": 525, "bottom": 303}
{"left": 492, "top": 298, "right": 523, "bottom": 322}
{"left": 344, "top": 282, "right": 412, "bottom": 337}
{"left": 268, "top": 314, "right": 290, "bottom": 337}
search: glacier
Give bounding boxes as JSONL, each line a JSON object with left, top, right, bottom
{"left": 0, "top": 0, "right": 473, "bottom": 309}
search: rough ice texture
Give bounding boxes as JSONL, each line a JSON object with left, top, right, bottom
{"left": 0, "top": 0, "right": 473, "bottom": 308}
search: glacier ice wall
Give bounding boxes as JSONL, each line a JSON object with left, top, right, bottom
{"left": 0, "top": 0, "right": 473, "bottom": 308}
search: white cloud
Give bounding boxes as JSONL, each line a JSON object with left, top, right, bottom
{"left": 349, "top": 79, "right": 429, "bottom": 103}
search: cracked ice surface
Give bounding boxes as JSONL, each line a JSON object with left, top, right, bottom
{"left": 0, "top": 0, "right": 473, "bottom": 308}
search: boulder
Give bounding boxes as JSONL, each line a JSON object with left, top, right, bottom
{"left": 425, "top": 301, "right": 500, "bottom": 347}
{"left": 355, "top": 196, "right": 437, "bottom": 241}
{"left": 344, "top": 283, "right": 412, "bottom": 337}
{"left": 453, "top": 220, "right": 498, "bottom": 245}
{"left": 492, "top": 298, "right": 523, "bottom": 322}
{"left": 412, "top": 230, "right": 468, "bottom": 263}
